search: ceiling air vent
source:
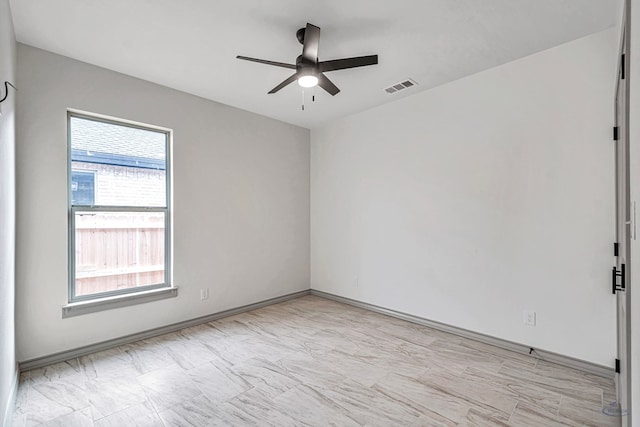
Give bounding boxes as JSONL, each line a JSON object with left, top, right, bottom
{"left": 384, "top": 79, "right": 418, "bottom": 94}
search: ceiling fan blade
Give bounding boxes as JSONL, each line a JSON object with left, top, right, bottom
{"left": 236, "top": 56, "right": 296, "bottom": 69}
{"left": 317, "top": 73, "right": 340, "bottom": 96}
{"left": 268, "top": 73, "right": 299, "bottom": 94}
{"left": 318, "top": 55, "right": 378, "bottom": 73}
{"left": 301, "top": 23, "right": 320, "bottom": 64}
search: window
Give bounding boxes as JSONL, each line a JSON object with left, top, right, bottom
{"left": 71, "top": 170, "right": 95, "bottom": 205}
{"left": 68, "top": 112, "right": 171, "bottom": 303}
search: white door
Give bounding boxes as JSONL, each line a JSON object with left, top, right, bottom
{"left": 614, "top": 20, "right": 630, "bottom": 424}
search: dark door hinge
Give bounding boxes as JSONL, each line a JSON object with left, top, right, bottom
{"left": 613, "top": 264, "right": 626, "bottom": 294}
{"left": 616, "top": 358, "right": 621, "bottom": 373}
{"left": 614, "top": 126, "right": 620, "bottom": 141}
{"left": 614, "top": 242, "right": 619, "bottom": 257}
{"left": 621, "top": 54, "right": 626, "bottom": 80}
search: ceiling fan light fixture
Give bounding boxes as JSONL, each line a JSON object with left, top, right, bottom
{"left": 298, "top": 74, "right": 318, "bottom": 88}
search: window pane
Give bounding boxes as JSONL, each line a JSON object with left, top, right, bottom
{"left": 74, "top": 211, "right": 165, "bottom": 297}
{"left": 71, "top": 170, "right": 95, "bottom": 205}
{"left": 70, "top": 116, "right": 167, "bottom": 207}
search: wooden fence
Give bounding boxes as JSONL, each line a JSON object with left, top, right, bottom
{"left": 74, "top": 212, "right": 165, "bottom": 296}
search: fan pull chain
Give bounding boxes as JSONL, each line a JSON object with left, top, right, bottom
{"left": 312, "top": 87, "right": 316, "bottom": 102}
{"left": 301, "top": 89, "right": 305, "bottom": 111}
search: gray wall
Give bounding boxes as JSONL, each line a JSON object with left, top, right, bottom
{"left": 0, "top": 0, "right": 17, "bottom": 424}
{"left": 15, "top": 44, "right": 310, "bottom": 361}
{"left": 311, "top": 29, "right": 618, "bottom": 366}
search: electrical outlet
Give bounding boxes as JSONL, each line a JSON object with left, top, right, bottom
{"left": 523, "top": 310, "right": 536, "bottom": 326}
{"left": 200, "top": 288, "right": 209, "bottom": 301}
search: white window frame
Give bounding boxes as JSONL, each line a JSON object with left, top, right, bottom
{"left": 66, "top": 110, "right": 174, "bottom": 311}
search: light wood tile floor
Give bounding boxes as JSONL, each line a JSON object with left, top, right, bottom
{"left": 12, "top": 295, "right": 619, "bottom": 426}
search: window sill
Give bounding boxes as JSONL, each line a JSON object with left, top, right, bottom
{"left": 62, "top": 287, "right": 178, "bottom": 318}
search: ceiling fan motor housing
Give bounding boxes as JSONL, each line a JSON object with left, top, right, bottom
{"left": 296, "top": 54, "right": 317, "bottom": 75}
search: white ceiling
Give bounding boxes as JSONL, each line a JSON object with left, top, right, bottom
{"left": 10, "top": 0, "right": 619, "bottom": 129}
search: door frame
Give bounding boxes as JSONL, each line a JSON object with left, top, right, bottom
{"left": 615, "top": 1, "right": 632, "bottom": 424}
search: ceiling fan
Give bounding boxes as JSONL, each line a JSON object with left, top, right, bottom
{"left": 236, "top": 23, "right": 378, "bottom": 96}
